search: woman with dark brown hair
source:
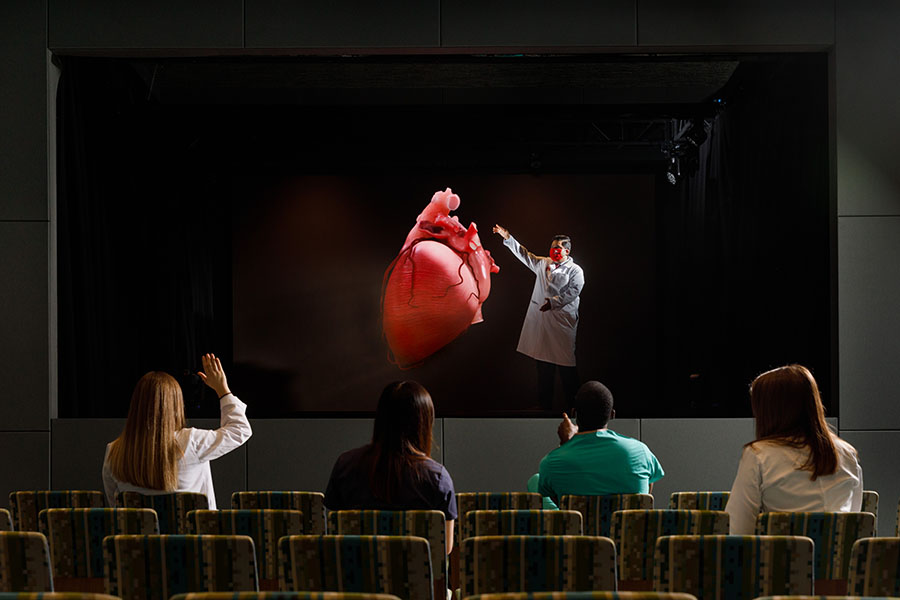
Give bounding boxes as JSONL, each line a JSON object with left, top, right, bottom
{"left": 725, "top": 364, "right": 863, "bottom": 534}
{"left": 324, "top": 380, "right": 457, "bottom": 547}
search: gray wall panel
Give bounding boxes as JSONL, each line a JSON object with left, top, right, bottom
{"left": 0, "top": 433, "right": 50, "bottom": 509}
{"left": 49, "top": 0, "right": 242, "bottom": 49}
{"left": 840, "top": 431, "right": 899, "bottom": 536}
{"left": 838, "top": 217, "right": 900, "bottom": 430}
{"left": 0, "top": 1, "right": 47, "bottom": 220}
{"left": 442, "top": 0, "right": 635, "bottom": 47}
{"left": 0, "top": 223, "right": 49, "bottom": 430}
{"left": 443, "top": 418, "right": 640, "bottom": 493}
{"left": 638, "top": 0, "right": 834, "bottom": 47}
{"left": 245, "top": 0, "right": 439, "bottom": 48}
{"left": 641, "top": 419, "right": 755, "bottom": 508}
{"left": 836, "top": 0, "right": 900, "bottom": 216}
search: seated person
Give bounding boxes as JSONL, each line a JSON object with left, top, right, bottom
{"left": 725, "top": 364, "right": 863, "bottom": 534}
{"left": 538, "top": 380, "right": 664, "bottom": 505}
{"left": 325, "top": 380, "right": 456, "bottom": 552}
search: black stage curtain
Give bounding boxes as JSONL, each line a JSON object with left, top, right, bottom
{"left": 57, "top": 59, "right": 232, "bottom": 417}
{"left": 656, "top": 55, "right": 831, "bottom": 416}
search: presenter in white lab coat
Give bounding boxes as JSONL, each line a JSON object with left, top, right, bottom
{"left": 493, "top": 224, "right": 585, "bottom": 410}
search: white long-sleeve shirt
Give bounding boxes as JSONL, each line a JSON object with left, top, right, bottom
{"left": 503, "top": 236, "right": 585, "bottom": 366}
{"left": 725, "top": 436, "right": 863, "bottom": 534}
{"left": 102, "top": 393, "right": 252, "bottom": 509}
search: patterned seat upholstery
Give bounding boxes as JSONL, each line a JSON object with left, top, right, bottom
{"left": 232, "top": 492, "right": 326, "bottom": 535}
{"left": 667, "top": 492, "right": 730, "bottom": 511}
{"left": 464, "top": 510, "right": 583, "bottom": 538}
{"left": 754, "top": 596, "right": 899, "bottom": 600}
{"left": 464, "top": 594, "right": 699, "bottom": 600}
{"left": 327, "top": 510, "right": 446, "bottom": 600}
{"left": 171, "top": 593, "right": 404, "bottom": 600}
{"left": 38, "top": 508, "right": 158, "bottom": 589}
{"left": 461, "top": 535, "right": 617, "bottom": 597}
{"left": 455, "top": 493, "right": 542, "bottom": 543}
{"left": 278, "top": 535, "right": 432, "bottom": 600}
{"left": 0, "top": 511, "right": 11, "bottom": 532}
{"left": 103, "top": 534, "right": 258, "bottom": 600}
{"left": 116, "top": 492, "right": 208, "bottom": 534}
{"left": 862, "top": 490, "right": 878, "bottom": 521}
{"left": 0, "top": 532, "right": 54, "bottom": 592}
{"left": 756, "top": 511, "right": 875, "bottom": 588}
{"left": 848, "top": 537, "right": 900, "bottom": 596}
{"left": 9, "top": 492, "right": 105, "bottom": 533}
{"left": 611, "top": 510, "right": 729, "bottom": 584}
{"left": 654, "top": 535, "right": 814, "bottom": 599}
{"left": 188, "top": 509, "right": 303, "bottom": 587}
{"left": 561, "top": 494, "right": 654, "bottom": 537}
{"left": 0, "top": 594, "right": 123, "bottom": 600}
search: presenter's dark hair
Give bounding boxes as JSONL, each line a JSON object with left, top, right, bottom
{"left": 573, "top": 380, "right": 614, "bottom": 431}
{"left": 749, "top": 364, "right": 837, "bottom": 480}
{"left": 552, "top": 234, "right": 571, "bottom": 250}
{"left": 368, "top": 380, "right": 435, "bottom": 502}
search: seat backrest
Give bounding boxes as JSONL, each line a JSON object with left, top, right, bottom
{"left": 464, "top": 509, "right": 583, "bottom": 539}
{"left": 654, "top": 534, "right": 813, "bottom": 599}
{"left": 231, "top": 492, "right": 326, "bottom": 535}
{"left": 104, "top": 534, "right": 258, "bottom": 600}
{"left": 455, "top": 493, "right": 542, "bottom": 542}
{"left": 755, "top": 511, "right": 875, "bottom": 580}
{"left": 667, "top": 492, "right": 730, "bottom": 511}
{"left": 117, "top": 492, "right": 209, "bottom": 534}
{"left": 0, "top": 510, "right": 11, "bottom": 532}
{"left": 848, "top": 536, "right": 900, "bottom": 596}
{"left": 9, "top": 491, "right": 105, "bottom": 532}
{"left": 561, "top": 494, "right": 654, "bottom": 537}
{"left": 188, "top": 509, "right": 303, "bottom": 581}
{"left": 611, "top": 509, "right": 729, "bottom": 581}
{"left": 461, "top": 535, "right": 616, "bottom": 597}
{"left": 464, "top": 594, "right": 699, "bottom": 600}
{"left": 327, "top": 510, "right": 446, "bottom": 593}
{"left": 170, "top": 593, "right": 405, "bottom": 600}
{"left": 862, "top": 489, "right": 878, "bottom": 520}
{"left": 0, "top": 531, "right": 54, "bottom": 592}
{"left": 278, "top": 535, "right": 432, "bottom": 600}
{"left": 38, "top": 508, "right": 158, "bottom": 579}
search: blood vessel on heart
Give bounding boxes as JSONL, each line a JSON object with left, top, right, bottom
{"left": 381, "top": 188, "right": 500, "bottom": 368}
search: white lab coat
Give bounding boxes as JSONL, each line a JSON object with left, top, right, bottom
{"left": 503, "top": 236, "right": 585, "bottom": 366}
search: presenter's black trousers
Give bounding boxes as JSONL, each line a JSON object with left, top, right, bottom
{"left": 536, "top": 359, "right": 579, "bottom": 411}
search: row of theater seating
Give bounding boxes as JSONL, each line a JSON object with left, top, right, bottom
{"left": 1, "top": 592, "right": 890, "bottom": 600}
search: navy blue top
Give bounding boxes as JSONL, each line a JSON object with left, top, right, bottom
{"left": 324, "top": 444, "right": 458, "bottom": 520}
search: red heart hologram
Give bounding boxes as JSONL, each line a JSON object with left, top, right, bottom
{"left": 381, "top": 188, "right": 499, "bottom": 368}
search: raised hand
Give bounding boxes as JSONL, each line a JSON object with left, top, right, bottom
{"left": 198, "top": 353, "right": 231, "bottom": 398}
{"left": 557, "top": 412, "right": 578, "bottom": 445}
{"left": 492, "top": 224, "right": 510, "bottom": 240}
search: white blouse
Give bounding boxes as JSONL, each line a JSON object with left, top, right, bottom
{"left": 725, "top": 436, "right": 863, "bottom": 534}
{"left": 102, "top": 393, "right": 252, "bottom": 509}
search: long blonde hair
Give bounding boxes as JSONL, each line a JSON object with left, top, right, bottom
{"left": 107, "top": 371, "right": 186, "bottom": 490}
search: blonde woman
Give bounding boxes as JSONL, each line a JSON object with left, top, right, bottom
{"left": 101, "top": 353, "right": 251, "bottom": 508}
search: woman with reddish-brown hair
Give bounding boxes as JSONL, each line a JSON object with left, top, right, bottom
{"left": 325, "top": 380, "right": 457, "bottom": 549}
{"left": 725, "top": 364, "right": 863, "bottom": 534}
{"left": 101, "top": 353, "right": 251, "bottom": 509}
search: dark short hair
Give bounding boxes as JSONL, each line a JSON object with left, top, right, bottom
{"left": 573, "top": 381, "right": 614, "bottom": 430}
{"left": 551, "top": 235, "right": 571, "bottom": 251}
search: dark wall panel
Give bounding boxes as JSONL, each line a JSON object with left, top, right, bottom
{"left": 442, "top": 0, "right": 635, "bottom": 47}
{"left": 0, "top": 223, "right": 49, "bottom": 430}
{"left": 0, "top": 1, "right": 47, "bottom": 220}
{"left": 245, "top": 0, "right": 440, "bottom": 48}
{"left": 637, "top": 0, "right": 834, "bottom": 47}
{"left": 0, "top": 433, "right": 50, "bottom": 507}
{"left": 49, "top": 0, "right": 243, "bottom": 49}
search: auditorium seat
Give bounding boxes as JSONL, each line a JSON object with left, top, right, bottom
{"left": 667, "top": 492, "right": 730, "bottom": 511}
{"left": 848, "top": 537, "right": 900, "bottom": 596}
{"left": 8, "top": 492, "right": 105, "bottom": 532}
{"left": 756, "top": 511, "right": 875, "bottom": 595}
{"left": 455, "top": 493, "right": 543, "bottom": 542}
{"left": 328, "top": 510, "right": 447, "bottom": 600}
{"left": 463, "top": 509, "right": 583, "bottom": 538}
{"left": 104, "top": 534, "right": 258, "bottom": 600}
{"left": 0, "top": 511, "right": 11, "bottom": 532}
{"left": 278, "top": 534, "right": 433, "bottom": 600}
{"left": 460, "top": 535, "right": 617, "bottom": 597}
{"left": 611, "top": 509, "right": 729, "bottom": 589}
{"left": 654, "top": 535, "right": 814, "bottom": 599}
{"left": 171, "top": 593, "right": 404, "bottom": 600}
{"left": 116, "top": 491, "right": 208, "bottom": 534}
{"left": 232, "top": 491, "right": 326, "bottom": 535}
{"left": 561, "top": 494, "right": 654, "bottom": 537}
{"left": 862, "top": 490, "right": 879, "bottom": 522}
{"left": 0, "top": 594, "right": 122, "bottom": 600}
{"left": 0, "top": 532, "right": 53, "bottom": 592}
{"left": 38, "top": 508, "right": 158, "bottom": 592}
{"left": 463, "top": 594, "right": 699, "bottom": 600}
{"left": 188, "top": 509, "right": 303, "bottom": 590}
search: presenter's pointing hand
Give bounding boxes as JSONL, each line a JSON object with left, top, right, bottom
{"left": 198, "top": 353, "right": 232, "bottom": 398}
{"left": 558, "top": 412, "right": 578, "bottom": 445}
{"left": 540, "top": 300, "right": 552, "bottom": 312}
{"left": 492, "top": 224, "right": 510, "bottom": 240}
